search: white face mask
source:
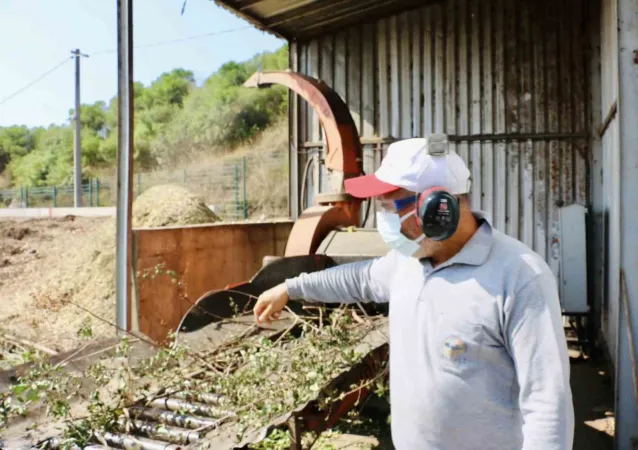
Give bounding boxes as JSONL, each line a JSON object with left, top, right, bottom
{"left": 376, "top": 209, "right": 425, "bottom": 258}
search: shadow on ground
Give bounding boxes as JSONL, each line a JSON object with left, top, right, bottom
{"left": 323, "top": 353, "right": 615, "bottom": 450}
{"left": 570, "top": 353, "right": 615, "bottom": 450}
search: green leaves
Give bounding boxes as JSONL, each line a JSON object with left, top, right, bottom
{"left": 77, "top": 317, "right": 93, "bottom": 339}
{"left": 1, "top": 45, "right": 289, "bottom": 187}
{"left": 0, "top": 296, "right": 385, "bottom": 450}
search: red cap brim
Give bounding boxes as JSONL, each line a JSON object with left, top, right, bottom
{"left": 344, "top": 174, "right": 400, "bottom": 199}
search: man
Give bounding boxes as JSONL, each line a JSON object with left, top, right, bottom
{"left": 253, "top": 135, "right": 574, "bottom": 450}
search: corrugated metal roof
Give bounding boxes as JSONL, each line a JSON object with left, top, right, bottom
{"left": 213, "top": 0, "right": 436, "bottom": 41}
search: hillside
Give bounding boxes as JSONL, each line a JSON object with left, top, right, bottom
{"left": 0, "top": 44, "right": 289, "bottom": 190}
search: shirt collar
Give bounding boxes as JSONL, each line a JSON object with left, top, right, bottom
{"left": 428, "top": 210, "right": 493, "bottom": 269}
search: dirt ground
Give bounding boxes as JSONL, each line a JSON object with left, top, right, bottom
{"left": 0, "top": 217, "right": 618, "bottom": 449}
{"left": 0, "top": 216, "right": 108, "bottom": 354}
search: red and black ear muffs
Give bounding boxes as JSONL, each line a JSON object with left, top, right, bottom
{"left": 415, "top": 186, "right": 460, "bottom": 241}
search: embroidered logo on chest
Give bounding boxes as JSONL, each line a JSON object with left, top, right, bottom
{"left": 442, "top": 336, "right": 468, "bottom": 361}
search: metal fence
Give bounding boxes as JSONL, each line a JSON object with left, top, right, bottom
{"left": 0, "top": 151, "right": 289, "bottom": 220}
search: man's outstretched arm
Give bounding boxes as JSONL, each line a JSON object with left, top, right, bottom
{"left": 253, "top": 253, "right": 395, "bottom": 324}
{"left": 505, "top": 272, "right": 575, "bottom": 450}
{"left": 285, "top": 254, "right": 395, "bottom": 304}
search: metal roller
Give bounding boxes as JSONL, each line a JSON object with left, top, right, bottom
{"left": 116, "top": 418, "right": 200, "bottom": 444}
{"left": 102, "top": 432, "right": 183, "bottom": 450}
{"left": 148, "top": 397, "right": 235, "bottom": 419}
{"left": 171, "top": 390, "right": 223, "bottom": 405}
{"left": 127, "top": 406, "right": 217, "bottom": 430}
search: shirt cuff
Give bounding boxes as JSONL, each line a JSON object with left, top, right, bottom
{"left": 285, "top": 277, "right": 303, "bottom": 300}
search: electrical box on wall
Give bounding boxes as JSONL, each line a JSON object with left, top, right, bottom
{"left": 558, "top": 204, "right": 589, "bottom": 314}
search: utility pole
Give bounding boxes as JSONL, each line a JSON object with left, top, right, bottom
{"left": 115, "top": 0, "right": 134, "bottom": 335}
{"left": 71, "top": 49, "right": 88, "bottom": 207}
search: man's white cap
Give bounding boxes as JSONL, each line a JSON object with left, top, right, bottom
{"left": 344, "top": 134, "right": 471, "bottom": 198}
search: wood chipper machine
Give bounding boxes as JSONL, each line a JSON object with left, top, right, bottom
{"left": 169, "top": 71, "right": 393, "bottom": 448}
{"left": 92, "top": 71, "right": 391, "bottom": 450}
{"left": 7, "top": 71, "right": 392, "bottom": 450}
{"left": 177, "top": 70, "right": 391, "bottom": 334}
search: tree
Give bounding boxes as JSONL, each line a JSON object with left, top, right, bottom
{"left": 1, "top": 44, "right": 290, "bottom": 186}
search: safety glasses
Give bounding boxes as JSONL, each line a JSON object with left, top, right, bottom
{"left": 376, "top": 194, "right": 417, "bottom": 213}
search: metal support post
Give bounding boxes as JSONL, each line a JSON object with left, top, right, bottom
{"left": 242, "top": 155, "right": 247, "bottom": 219}
{"left": 234, "top": 165, "right": 239, "bottom": 217}
{"left": 115, "top": 0, "right": 134, "bottom": 335}
{"left": 71, "top": 48, "right": 88, "bottom": 207}
{"left": 288, "top": 41, "right": 300, "bottom": 220}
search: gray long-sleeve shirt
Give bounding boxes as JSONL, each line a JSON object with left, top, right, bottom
{"left": 285, "top": 214, "right": 574, "bottom": 450}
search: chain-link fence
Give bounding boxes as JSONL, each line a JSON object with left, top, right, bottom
{"left": 0, "top": 151, "right": 289, "bottom": 221}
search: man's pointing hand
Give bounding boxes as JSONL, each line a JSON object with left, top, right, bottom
{"left": 253, "top": 282, "right": 289, "bottom": 325}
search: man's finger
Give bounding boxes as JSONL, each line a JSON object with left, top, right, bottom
{"left": 258, "top": 304, "right": 273, "bottom": 324}
{"left": 253, "top": 301, "right": 265, "bottom": 321}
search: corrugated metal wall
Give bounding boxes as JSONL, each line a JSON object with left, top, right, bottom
{"left": 293, "top": 0, "right": 591, "bottom": 280}
{"left": 596, "top": 0, "right": 620, "bottom": 364}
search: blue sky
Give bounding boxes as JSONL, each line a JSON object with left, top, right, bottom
{"left": 0, "top": 0, "right": 284, "bottom": 128}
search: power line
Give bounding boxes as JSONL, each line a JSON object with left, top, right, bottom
{"left": 0, "top": 25, "right": 254, "bottom": 108}
{"left": 0, "top": 57, "right": 72, "bottom": 107}
{"left": 89, "top": 25, "right": 252, "bottom": 56}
